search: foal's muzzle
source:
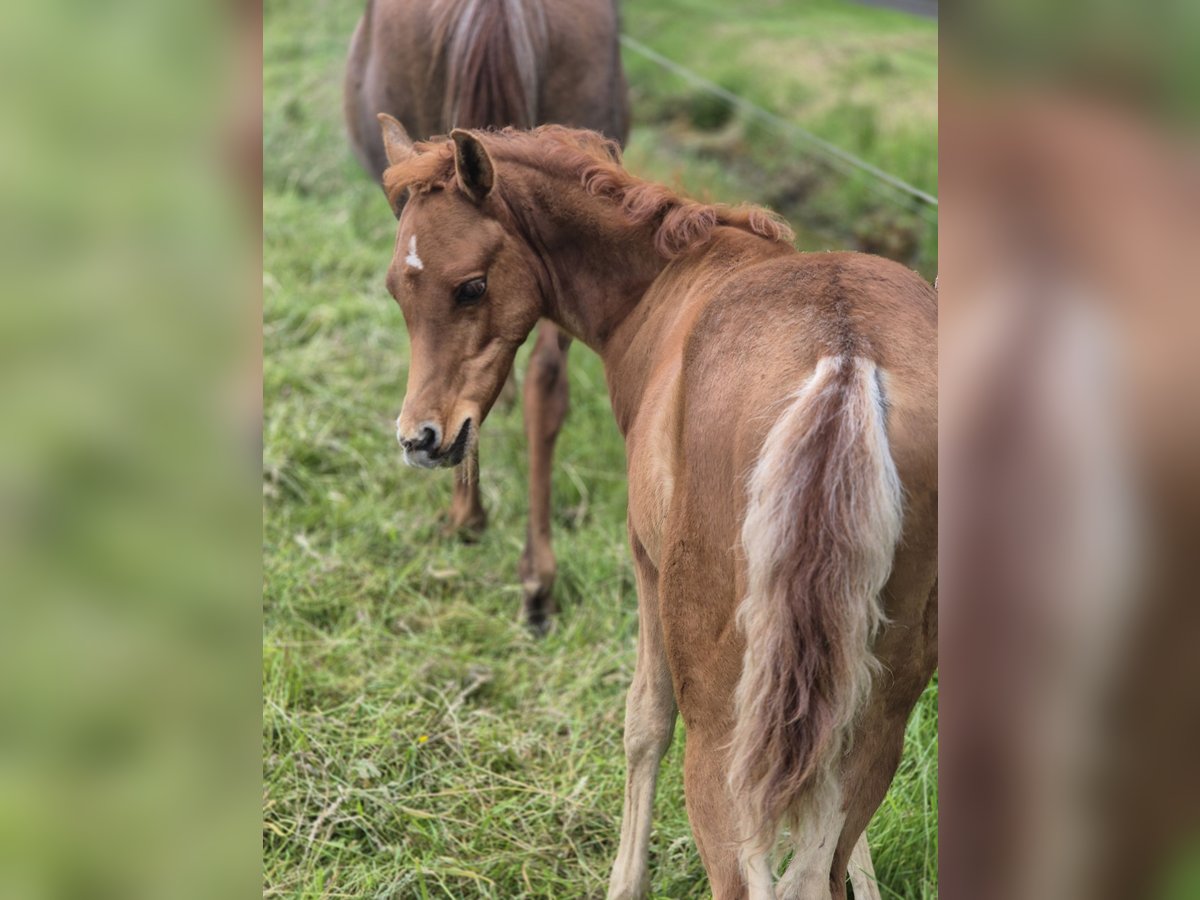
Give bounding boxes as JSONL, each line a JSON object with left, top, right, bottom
{"left": 398, "top": 418, "right": 472, "bottom": 469}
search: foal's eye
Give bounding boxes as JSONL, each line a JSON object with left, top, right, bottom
{"left": 454, "top": 277, "right": 487, "bottom": 306}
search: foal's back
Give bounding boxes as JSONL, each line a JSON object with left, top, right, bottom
{"left": 623, "top": 236, "right": 935, "bottom": 512}
{"left": 344, "top": 0, "right": 628, "bottom": 180}
{"left": 688, "top": 249, "right": 937, "bottom": 499}
{"left": 629, "top": 235, "right": 936, "bottom": 894}
{"left": 670, "top": 241, "right": 934, "bottom": 506}
{"left": 626, "top": 234, "right": 936, "bottom": 702}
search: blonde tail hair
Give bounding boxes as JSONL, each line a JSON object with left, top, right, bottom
{"left": 729, "top": 355, "right": 903, "bottom": 852}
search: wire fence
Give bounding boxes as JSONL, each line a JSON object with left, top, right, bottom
{"left": 619, "top": 34, "right": 938, "bottom": 226}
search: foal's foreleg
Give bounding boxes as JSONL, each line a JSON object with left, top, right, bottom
{"left": 607, "top": 539, "right": 676, "bottom": 900}
{"left": 518, "top": 322, "right": 571, "bottom": 632}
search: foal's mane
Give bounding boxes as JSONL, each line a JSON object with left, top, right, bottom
{"left": 382, "top": 126, "right": 794, "bottom": 258}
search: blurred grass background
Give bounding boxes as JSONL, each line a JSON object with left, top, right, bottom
{"left": 0, "top": 1, "right": 259, "bottom": 898}
{"left": 264, "top": 0, "right": 937, "bottom": 897}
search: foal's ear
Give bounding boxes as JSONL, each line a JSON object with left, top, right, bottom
{"left": 377, "top": 113, "right": 414, "bottom": 167}
{"left": 449, "top": 129, "right": 495, "bottom": 203}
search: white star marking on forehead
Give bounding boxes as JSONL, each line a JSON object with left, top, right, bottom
{"left": 405, "top": 235, "right": 424, "bottom": 271}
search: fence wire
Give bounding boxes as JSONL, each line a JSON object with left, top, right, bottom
{"left": 619, "top": 34, "right": 938, "bottom": 225}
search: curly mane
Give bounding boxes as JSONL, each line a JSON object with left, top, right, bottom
{"left": 382, "top": 126, "right": 794, "bottom": 258}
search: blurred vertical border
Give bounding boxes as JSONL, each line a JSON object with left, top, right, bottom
{"left": 0, "top": 0, "right": 261, "bottom": 897}
{"left": 940, "top": 1, "right": 1200, "bottom": 898}
{"left": 6, "top": 0, "right": 1200, "bottom": 897}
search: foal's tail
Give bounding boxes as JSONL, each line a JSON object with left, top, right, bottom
{"left": 729, "top": 355, "right": 903, "bottom": 851}
{"left": 433, "top": 0, "right": 547, "bottom": 130}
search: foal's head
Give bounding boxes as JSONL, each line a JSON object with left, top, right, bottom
{"left": 377, "top": 116, "right": 542, "bottom": 468}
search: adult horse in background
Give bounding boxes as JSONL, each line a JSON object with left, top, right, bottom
{"left": 344, "top": 0, "right": 629, "bottom": 630}
{"left": 374, "top": 123, "right": 936, "bottom": 899}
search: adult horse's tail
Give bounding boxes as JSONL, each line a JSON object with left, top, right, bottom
{"left": 729, "top": 355, "right": 903, "bottom": 852}
{"left": 433, "top": 0, "right": 547, "bottom": 129}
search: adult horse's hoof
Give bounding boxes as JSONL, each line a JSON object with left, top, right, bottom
{"left": 520, "top": 549, "right": 558, "bottom": 636}
{"left": 522, "top": 588, "right": 556, "bottom": 637}
{"left": 521, "top": 582, "right": 557, "bottom": 637}
{"left": 443, "top": 507, "right": 487, "bottom": 543}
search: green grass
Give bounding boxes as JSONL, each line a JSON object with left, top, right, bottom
{"left": 264, "top": 1, "right": 937, "bottom": 897}
{"left": 619, "top": 0, "right": 938, "bottom": 278}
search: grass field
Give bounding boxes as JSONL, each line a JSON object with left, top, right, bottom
{"left": 263, "top": 1, "right": 938, "bottom": 897}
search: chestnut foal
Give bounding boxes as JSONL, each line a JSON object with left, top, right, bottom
{"left": 377, "top": 121, "right": 936, "bottom": 899}
{"left": 345, "top": 0, "right": 628, "bottom": 630}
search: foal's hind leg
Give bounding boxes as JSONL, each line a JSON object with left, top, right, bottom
{"left": 846, "top": 835, "right": 882, "bottom": 900}
{"left": 683, "top": 723, "right": 776, "bottom": 899}
{"left": 830, "top": 573, "right": 938, "bottom": 900}
{"left": 607, "top": 537, "right": 677, "bottom": 900}
{"left": 518, "top": 322, "right": 571, "bottom": 632}
{"left": 780, "top": 831, "right": 879, "bottom": 900}
{"left": 774, "top": 780, "right": 848, "bottom": 900}
{"left": 659, "top": 542, "right": 773, "bottom": 898}
{"left": 774, "top": 807, "right": 881, "bottom": 900}
{"left": 819, "top": 705, "right": 909, "bottom": 900}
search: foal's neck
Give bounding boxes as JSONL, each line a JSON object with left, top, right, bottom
{"left": 507, "top": 176, "right": 668, "bottom": 362}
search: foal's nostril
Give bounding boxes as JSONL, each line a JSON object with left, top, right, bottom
{"left": 415, "top": 426, "right": 437, "bottom": 451}
{"left": 399, "top": 422, "right": 441, "bottom": 456}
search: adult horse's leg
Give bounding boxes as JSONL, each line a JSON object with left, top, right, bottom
{"left": 519, "top": 321, "right": 571, "bottom": 632}
{"left": 607, "top": 535, "right": 677, "bottom": 900}
{"left": 446, "top": 447, "right": 487, "bottom": 538}
{"left": 446, "top": 363, "right": 524, "bottom": 541}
